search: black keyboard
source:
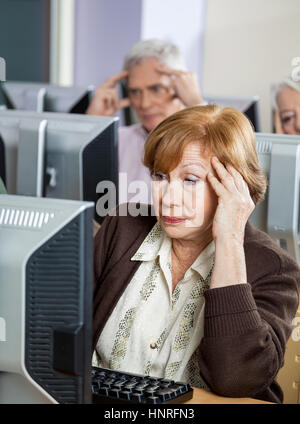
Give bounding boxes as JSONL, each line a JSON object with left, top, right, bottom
{"left": 92, "top": 366, "right": 193, "bottom": 404}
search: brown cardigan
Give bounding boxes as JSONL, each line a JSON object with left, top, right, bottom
{"left": 93, "top": 204, "right": 300, "bottom": 403}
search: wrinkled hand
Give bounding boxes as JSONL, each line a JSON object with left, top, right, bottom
{"left": 86, "top": 70, "right": 131, "bottom": 116}
{"left": 156, "top": 63, "right": 204, "bottom": 107}
{"left": 207, "top": 157, "right": 255, "bottom": 245}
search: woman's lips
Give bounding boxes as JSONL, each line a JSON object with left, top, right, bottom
{"left": 162, "top": 216, "right": 186, "bottom": 224}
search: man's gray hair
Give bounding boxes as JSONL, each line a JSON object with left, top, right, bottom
{"left": 273, "top": 75, "right": 300, "bottom": 109}
{"left": 123, "top": 39, "right": 187, "bottom": 71}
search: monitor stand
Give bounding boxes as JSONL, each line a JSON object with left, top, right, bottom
{"left": 0, "top": 372, "right": 56, "bottom": 404}
{"left": 16, "top": 119, "right": 47, "bottom": 197}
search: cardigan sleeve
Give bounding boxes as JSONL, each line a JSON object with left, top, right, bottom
{"left": 198, "top": 246, "right": 300, "bottom": 400}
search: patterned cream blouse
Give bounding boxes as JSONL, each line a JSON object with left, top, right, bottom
{"left": 93, "top": 222, "right": 215, "bottom": 388}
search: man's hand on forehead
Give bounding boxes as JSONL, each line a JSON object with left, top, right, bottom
{"left": 155, "top": 63, "right": 204, "bottom": 107}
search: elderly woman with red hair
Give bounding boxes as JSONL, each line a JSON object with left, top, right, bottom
{"left": 93, "top": 105, "right": 300, "bottom": 403}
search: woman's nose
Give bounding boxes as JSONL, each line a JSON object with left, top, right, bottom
{"left": 140, "top": 90, "right": 153, "bottom": 109}
{"left": 161, "top": 180, "right": 183, "bottom": 209}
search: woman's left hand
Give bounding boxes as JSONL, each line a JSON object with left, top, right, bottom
{"left": 207, "top": 156, "right": 255, "bottom": 245}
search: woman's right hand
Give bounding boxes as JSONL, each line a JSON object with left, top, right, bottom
{"left": 86, "top": 70, "right": 131, "bottom": 116}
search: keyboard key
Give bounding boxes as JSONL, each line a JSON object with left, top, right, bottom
{"left": 109, "top": 388, "right": 121, "bottom": 398}
{"left": 131, "top": 393, "right": 144, "bottom": 402}
{"left": 98, "top": 387, "right": 110, "bottom": 396}
{"left": 107, "top": 372, "right": 117, "bottom": 378}
{"left": 176, "top": 384, "right": 188, "bottom": 394}
{"left": 103, "top": 378, "right": 115, "bottom": 387}
{"left": 160, "top": 379, "right": 174, "bottom": 386}
{"left": 148, "top": 377, "right": 160, "bottom": 383}
{"left": 146, "top": 396, "right": 161, "bottom": 404}
{"left": 113, "top": 379, "right": 126, "bottom": 387}
{"left": 124, "top": 382, "right": 137, "bottom": 390}
{"left": 135, "top": 382, "right": 149, "bottom": 390}
{"left": 168, "top": 384, "right": 182, "bottom": 396}
{"left": 145, "top": 386, "right": 160, "bottom": 394}
{"left": 119, "top": 390, "right": 132, "bottom": 400}
{"left": 156, "top": 388, "right": 173, "bottom": 402}
{"left": 92, "top": 383, "right": 99, "bottom": 394}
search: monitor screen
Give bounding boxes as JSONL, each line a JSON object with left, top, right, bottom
{"left": 1, "top": 81, "right": 94, "bottom": 114}
{"left": 0, "top": 194, "right": 94, "bottom": 404}
{"left": 204, "top": 94, "right": 261, "bottom": 132}
{"left": 0, "top": 110, "right": 119, "bottom": 224}
{"left": 250, "top": 132, "right": 300, "bottom": 263}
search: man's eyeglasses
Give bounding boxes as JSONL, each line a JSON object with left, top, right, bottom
{"left": 128, "top": 84, "right": 172, "bottom": 103}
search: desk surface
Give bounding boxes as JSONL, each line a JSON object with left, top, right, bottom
{"left": 184, "top": 388, "right": 272, "bottom": 404}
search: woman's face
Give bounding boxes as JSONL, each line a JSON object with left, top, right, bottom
{"left": 152, "top": 142, "right": 218, "bottom": 242}
{"left": 277, "top": 86, "right": 300, "bottom": 135}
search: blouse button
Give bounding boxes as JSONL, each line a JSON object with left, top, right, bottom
{"left": 150, "top": 342, "right": 157, "bottom": 349}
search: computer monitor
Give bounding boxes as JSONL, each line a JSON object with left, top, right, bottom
{"left": 249, "top": 132, "right": 300, "bottom": 263}
{"left": 0, "top": 110, "right": 119, "bottom": 224}
{"left": 1, "top": 81, "right": 94, "bottom": 114}
{"left": 205, "top": 94, "right": 261, "bottom": 132}
{"left": 0, "top": 194, "right": 94, "bottom": 404}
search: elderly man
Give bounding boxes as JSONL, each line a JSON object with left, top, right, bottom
{"left": 87, "top": 39, "right": 204, "bottom": 203}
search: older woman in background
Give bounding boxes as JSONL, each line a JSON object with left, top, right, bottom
{"left": 274, "top": 77, "right": 300, "bottom": 135}
{"left": 93, "top": 105, "right": 300, "bottom": 403}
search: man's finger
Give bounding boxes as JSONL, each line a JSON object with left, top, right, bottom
{"left": 155, "top": 63, "right": 183, "bottom": 77}
{"left": 118, "top": 98, "right": 131, "bottom": 109}
{"left": 104, "top": 70, "right": 129, "bottom": 88}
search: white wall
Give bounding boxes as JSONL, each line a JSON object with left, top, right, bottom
{"left": 50, "top": 0, "right": 75, "bottom": 86}
{"left": 141, "top": 0, "right": 206, "bottom": 83}
{"left": 203, "top": 0, "right": 300, "bottom": 132}
{"left": 73, "top": 0, "right": 142, "bottom": 86}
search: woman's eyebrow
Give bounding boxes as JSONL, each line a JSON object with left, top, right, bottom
{"left": 181, "top": 162, "right": 208, "bottom": 170}
{"left": 280, "top": 109, "right": 295, "bottom": 114}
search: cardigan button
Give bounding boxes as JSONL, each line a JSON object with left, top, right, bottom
{"left": 150, "top": 342, "right": 157, "bottom": 349}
